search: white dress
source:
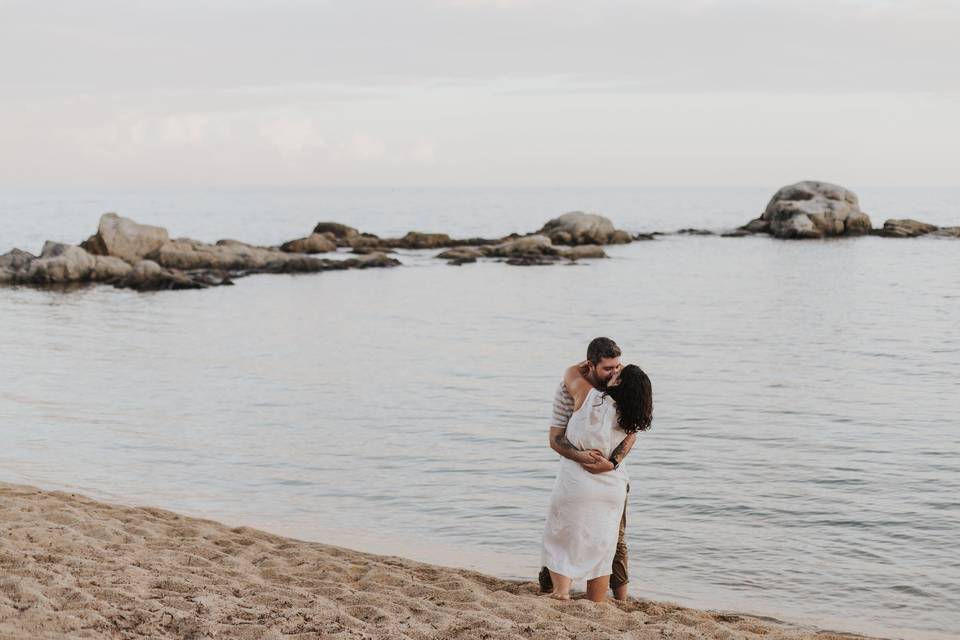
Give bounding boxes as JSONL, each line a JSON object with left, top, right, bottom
{"left": 541, "top": 387, "right": 629, "bottom": 581}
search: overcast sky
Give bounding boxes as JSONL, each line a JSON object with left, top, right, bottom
{"left": 1, "top": 0, "right": 957, "bottom": 187}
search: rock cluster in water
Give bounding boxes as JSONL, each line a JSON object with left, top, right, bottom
{"left": 727, "top": 180, "right": 958, "bottom": 240}
{"left": 303, "top": 211, "right": 631, "bottom": 266}
{"left": 0, "top": 211, "right": 628, "bottom": 292}
{"left": 3, "top": 186, "right": 954, "bottom": 294}
{"left": 0, "top": 213, "right": 400, "bottom": 292}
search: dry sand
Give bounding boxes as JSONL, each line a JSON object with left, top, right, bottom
{"left": 0, "top": 482, "right": 881, "bottom": 640}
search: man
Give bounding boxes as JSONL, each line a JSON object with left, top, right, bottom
{"left": 539, "top": 336, "right": 636, "bottom": 600}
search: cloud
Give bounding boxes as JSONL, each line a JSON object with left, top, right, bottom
{"left": 346, "top": 134, "right": 387, "bottom": 161}
{"left": 409, "top": 141, "right": 436, "bottom": 164}
{"left": 260, "top": 116, "right": 325, "bottom": 155}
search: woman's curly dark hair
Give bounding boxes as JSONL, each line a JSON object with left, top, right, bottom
{"left": 605, "top": 364, "right": 653, "bottom": 433}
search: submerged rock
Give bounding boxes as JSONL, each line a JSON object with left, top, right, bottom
{"left": 482, "top": 234, "right": 558, "bottom": 259}
{"left": 436, "top": 234, "right": 608, "bottom": 266}
{"left": 932, "top": 226, "right": 960, "bottom": 238}
{"left": 879, "top": 219, "right": 939, "bottom": 238}
{"left": 437, "top": 247, "right": 483, "bottom": 265}
{"left": 561, "top": 245, "right": 607, "bottom": 260}
{"left": 761, "top": 181, "right": 872, "bottom": 239}
{"left": 505, "top": 255, "right": 557, "bottom": 266}
{"left": 344, "top": 252, "right": 401, "bottom": 269}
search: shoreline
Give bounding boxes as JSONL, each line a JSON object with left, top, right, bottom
{"left": 0, "top": 481, "right": 899, "bottom": 640}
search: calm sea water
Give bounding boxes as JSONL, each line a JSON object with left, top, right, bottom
{"left": 1, "top": 187, "right": 958, "bottom": 638}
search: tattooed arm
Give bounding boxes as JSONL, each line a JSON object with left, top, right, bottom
{"left": 609, "top": 432, "right": 636, "bottom": 467}
{"left": 549, "top": 427, "right": 598, "bottom": 464}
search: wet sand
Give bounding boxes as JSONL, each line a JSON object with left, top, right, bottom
{"left": 0, "top": 482, "right": 883, "bottom": 640}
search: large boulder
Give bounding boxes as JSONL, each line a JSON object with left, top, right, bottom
{"left": 27, "top": 242, "right": 97, "bottom": 283}
{"left": 93, "top": 255, "right": 134, "bottom": 280}
{"left": 762, "top": 182, "right": 872, "bottom": 239}
{"left": 280, "top": 233, "right": 337, "bottom": 254}
{"left": 0, "top": 249, "right": 36, "bottom": 283}
{"left": 879, "top": 219, "right": 939, "bottom": 238}
{"left": 437, "top": 247, "right": 484, "bottom": 265}
{"left": 81, "top": 213, "right": 170, "bottom": 262}
{"left": 0, "top": 248, "right": 36, "bottom": 271}
{"left": 537, "top": 212, "right": 632, "bottom": 246}
{"left": 312, "top": 222, "right": 361, "bottom": 247}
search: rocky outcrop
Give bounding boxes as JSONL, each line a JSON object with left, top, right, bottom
{"left": 0, "top": 242, "right": 134, "bottom": 287}
{"left": 1, "top": 215, "right": 400, "bottom": 293}
{"left": 280, "top": 233, "right": 337, "bottom": 254}
{"left": 309, "top": 213, "right": 627, "bottom": 260}
{"left": 154, "top": 239, "right": 290, "bottom": 271}
{"left": 537, "top": 212, "right": 632, "bottom": 246}
{"left": 878, "top": 219, "right": 940, "bottom": 238}
{"left": 81, "top": 213, "right": 170, "bottom": 262}
{"left": 761, "top": 181, "right": 872, "bottom": 239}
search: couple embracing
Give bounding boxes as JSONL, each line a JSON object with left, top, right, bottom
{"left": 539, "top": 337, "right": 653, "bottom": 602}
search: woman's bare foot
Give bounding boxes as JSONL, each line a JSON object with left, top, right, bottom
{"left": 548, "top": 592, "right": 571, "bottom": 601}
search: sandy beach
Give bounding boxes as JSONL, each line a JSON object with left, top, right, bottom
{"left": 0, "top": 482, "right": 884, "bottom": 640}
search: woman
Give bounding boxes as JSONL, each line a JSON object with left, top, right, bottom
{"left": 541, "top": 362, "right": 652, "bottom": 601}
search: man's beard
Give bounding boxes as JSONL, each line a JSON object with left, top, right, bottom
{"left": 589, "top": 371, "right": 608, "bottom": 390}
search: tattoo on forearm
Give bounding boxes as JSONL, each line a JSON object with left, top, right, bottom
{"left": 554, "top": 433, "right": 580, "bottom": 451}
{"left": 551, "top": 430, "right": 583, "bottom": 463}
{"left": 608, "top": 440, "right": 627, "bottom": 462}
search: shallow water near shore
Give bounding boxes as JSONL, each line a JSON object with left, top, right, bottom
{"left": 1, "top": 187, "right": 959, "bottom": 638}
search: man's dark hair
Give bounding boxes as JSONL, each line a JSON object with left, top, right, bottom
{"left": 586, "top": 337, "right": 621, "bottom": 364}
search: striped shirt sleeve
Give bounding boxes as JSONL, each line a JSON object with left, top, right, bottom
{"left": 551, "top": 381, "right": 575, "bottom": 429}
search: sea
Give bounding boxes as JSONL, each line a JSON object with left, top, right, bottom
{"left": 1, "top": 186, "right": 958, "bottom": 638}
